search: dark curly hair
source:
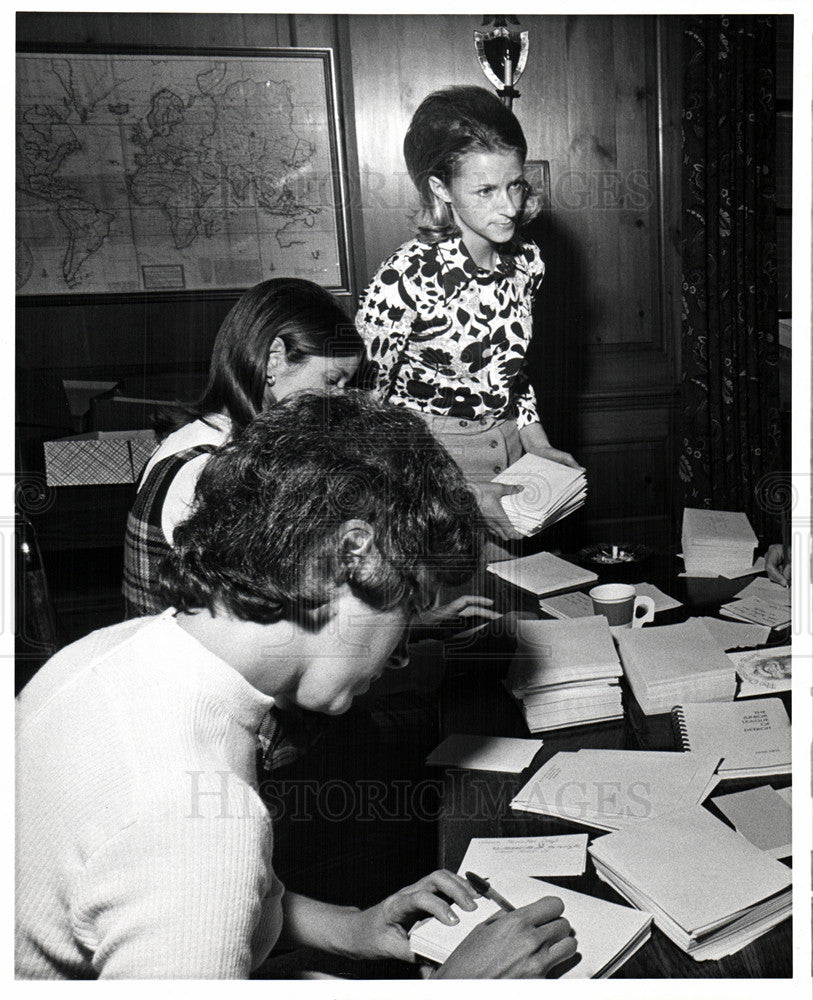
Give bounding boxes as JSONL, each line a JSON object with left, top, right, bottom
{"left": 158, "top": 391, "right": 482, "bottom": 625}
{"left": 403, "top": 85, "right": 539, "bottom": 243}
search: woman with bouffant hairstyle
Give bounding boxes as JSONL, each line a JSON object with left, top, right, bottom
{"left": 357, "top": 85, "right": 581, "bottom": 547}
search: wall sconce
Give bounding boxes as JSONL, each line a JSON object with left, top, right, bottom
{"left": 474, "top": 15, "right": 528, "bottom": 109}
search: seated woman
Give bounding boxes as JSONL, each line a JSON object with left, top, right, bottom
{"left": 16, "top": 392, "right": 575, "bottom": 980}
{"left": 123, "top": 277, "right": 497, "bottom": 633}
{"left": 123, "top": 277, "right": 363, "bottom": 618}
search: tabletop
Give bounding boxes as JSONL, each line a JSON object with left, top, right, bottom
{"left": 431, "top": 549, "right": 793, "bottom": 979}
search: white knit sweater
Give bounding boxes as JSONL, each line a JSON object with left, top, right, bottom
{"left": 16, "top": 610, "right": 284, "bottom": 979}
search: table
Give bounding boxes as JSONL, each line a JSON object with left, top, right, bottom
{"left": 433, "top": 553, "right": 792, "bottom": 978}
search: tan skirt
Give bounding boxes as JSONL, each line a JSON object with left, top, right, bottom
{"left": 415, "top": 410, "right": 523, "bottom": 565}
{"left": 415, "top": 411, "right": 523, "bottom": 482}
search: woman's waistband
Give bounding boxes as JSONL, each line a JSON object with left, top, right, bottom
{"left": 410, "top": 409, "right": 516, "bottom": 435}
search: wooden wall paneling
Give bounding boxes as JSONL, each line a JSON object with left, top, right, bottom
{"left": 346, "top": 14, "right": 414, "bottom": 283}
{"left": 611, "top": 15, "right": 661, "bottom": 350}
{"left": 576, "top": 397, "right": 676, "bottom": 548}
{"left": 513, "top": 16, "right": 569, "bottom": 166}
{"left": 16, "top": 12, "right": 292, "bottom": 48}
{"left": 561, "top": 15, "right": 624, "bottom": 358}
{"left": 347, "top": 13, "right": 492, "bottom": 284}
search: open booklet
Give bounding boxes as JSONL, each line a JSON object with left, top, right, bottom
{"left": 408, "top": 870, "right": 651, "bottom": 978}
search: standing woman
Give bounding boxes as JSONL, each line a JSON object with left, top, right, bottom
{"left": 357, "top": 86, "right": 581, "bottom": 543}
{"left": 123, "top": 278, "right": 363, "bottom": 618}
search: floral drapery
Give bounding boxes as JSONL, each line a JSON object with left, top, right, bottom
{"left": 679, "top": 14, "right": 781, "bottom": 538}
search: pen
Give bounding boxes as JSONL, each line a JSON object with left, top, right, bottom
{"left": 465, "top": 871, "right": 516, "bottom": 912}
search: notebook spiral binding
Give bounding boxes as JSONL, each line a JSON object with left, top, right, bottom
{"left": 670, "top": 705, "right": 691, "bottom": 751}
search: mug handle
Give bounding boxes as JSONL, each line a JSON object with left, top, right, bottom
{"left": 632, "top": 595, "right": 656, "bottom": 627}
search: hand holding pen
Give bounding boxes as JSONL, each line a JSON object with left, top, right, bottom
{"left": 465, "top": 871, "right": 516, "bottom": 911}
{"left": 431, "top": 871, "right": 577, "bottom": 979}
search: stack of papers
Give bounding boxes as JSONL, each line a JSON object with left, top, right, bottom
{"left": 670, "top": 697, "right": 791, "bottom": 780}
{"left": 492, "top": 453, "right": 587, "bottom": 537}
{"left": 409, "top": 871, "right": 652, "bottom": 977}
{"left": 614, "top": 619, "right": 737, "bottom": 715}
{"left": 720, "top": 576, "right": 792, "bottom": 629}
{"left": 507, "top": 617, "right": 623, "bottom": 731}
{"left": 589, "top": 805, "right": 791, "bottom": 960}
{"left": 510, "top": 749, "right": 721, "bottom": 831}
{"left": 487, "top": 551, "right": 597, "bottom": 596}
{"left": 681, "top": 508, "right": 758, "bottom": 577}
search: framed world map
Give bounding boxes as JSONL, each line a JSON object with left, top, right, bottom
{"left": 16, "top": 45, "right": 353, "bottom": 299}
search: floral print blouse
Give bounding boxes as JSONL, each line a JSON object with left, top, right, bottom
{"left": 356, "top": 234, "right": 545, "bottom": 427}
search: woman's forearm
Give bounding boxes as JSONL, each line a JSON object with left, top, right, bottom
{"left": 278, "top": 891, "right": 362, "bottom": 957}
{"left": 518, "top": 421, "right": 551, "bottom": 453}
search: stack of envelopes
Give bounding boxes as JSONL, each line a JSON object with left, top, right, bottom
{"left": 492, "top": 453, "right": 587, "bottom": 537}
{"left": 588, "top": 806, "right": 792, "bottom": 960}
{"left": 614, "top": 619, "right": 737, "bottom": 716}
{"left": 681, "top": 508, "right": 758, "bottom": 577}
{"left": 506, "top": 617, "right": 623, "bottom": 732}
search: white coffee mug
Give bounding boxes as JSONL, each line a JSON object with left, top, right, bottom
{"left": 588, "top": 583, "right": 656, "bottom": 629}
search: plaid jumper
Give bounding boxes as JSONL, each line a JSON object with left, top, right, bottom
{"left": 122, "top": 442, "right": 310, "bottom": 770}
{"left": 122, "top": 445, "right": 217, "bottom": 618}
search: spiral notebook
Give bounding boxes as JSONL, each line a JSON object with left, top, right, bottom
{"left": 671, "top": 697, "right": 791, "bottom": 779}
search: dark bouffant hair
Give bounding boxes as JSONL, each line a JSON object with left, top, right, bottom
{"left": 403, "top": 85, "right": 538, "bottom": 242}
{"left": 158, "top": 391, "right": 482, "bottom": 625}
{"left": 155, "top": 277, "right": 363, "bottom": 438}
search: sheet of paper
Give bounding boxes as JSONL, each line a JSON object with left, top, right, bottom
{"left": 720, "top": 593, "right": 791, "bottom": 629}
{"left": 425, "top": 734, "right": 543, "bottom": 773}
{"left": 511, "top": 749, "right": 721, "bottom": 829}
{"left": 729, "top": 646, "right": 792, "bottom": 698}
{"left": 678, "top": 556, "right": 766, "bottom": 579}
{"left": 712, "top": 785, "right": 792, "bottom": 859}
{"left": 733, "top": 576, "right": 792, "bottom": 607}
{"left": 457, "top": 834, "right": 589, "bottom": 879}
{"left": 632, "top": 582, "right": 683, "bottom": 613}
{"left": 692, "top": 616, "right": 772, "bottom": 650}
{"left": 487, "top": 551, "right": 597, "bottom": 596}
{"left": 538, "top": 590, "right": 594, "bottom": 619}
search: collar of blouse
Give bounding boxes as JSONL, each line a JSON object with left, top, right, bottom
{"left": 434, "top": 234, "right": 530, "bottom": 299}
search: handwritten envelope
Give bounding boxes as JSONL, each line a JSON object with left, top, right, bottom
{"left": 458, "top": 834, "right": 589, "bottom": 879}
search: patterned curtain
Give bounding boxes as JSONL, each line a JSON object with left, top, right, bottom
{"left": 679, "top": 14, "right": 781, "bottom": 538}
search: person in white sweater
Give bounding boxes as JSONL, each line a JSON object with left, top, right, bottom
{"left": 16, "top": 391, "right": 576, "bottom": 980}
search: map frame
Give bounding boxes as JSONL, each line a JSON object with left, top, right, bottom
{"left": 16, "top": 43, "right": 355, "bottom": 304}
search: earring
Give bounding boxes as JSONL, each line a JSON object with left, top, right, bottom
{"left": 266, "top": 373, "right": 276, "bottom": 387}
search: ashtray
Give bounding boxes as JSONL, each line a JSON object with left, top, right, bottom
{"left": 577, "top": 542, "right": 653, "bottom": 566}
